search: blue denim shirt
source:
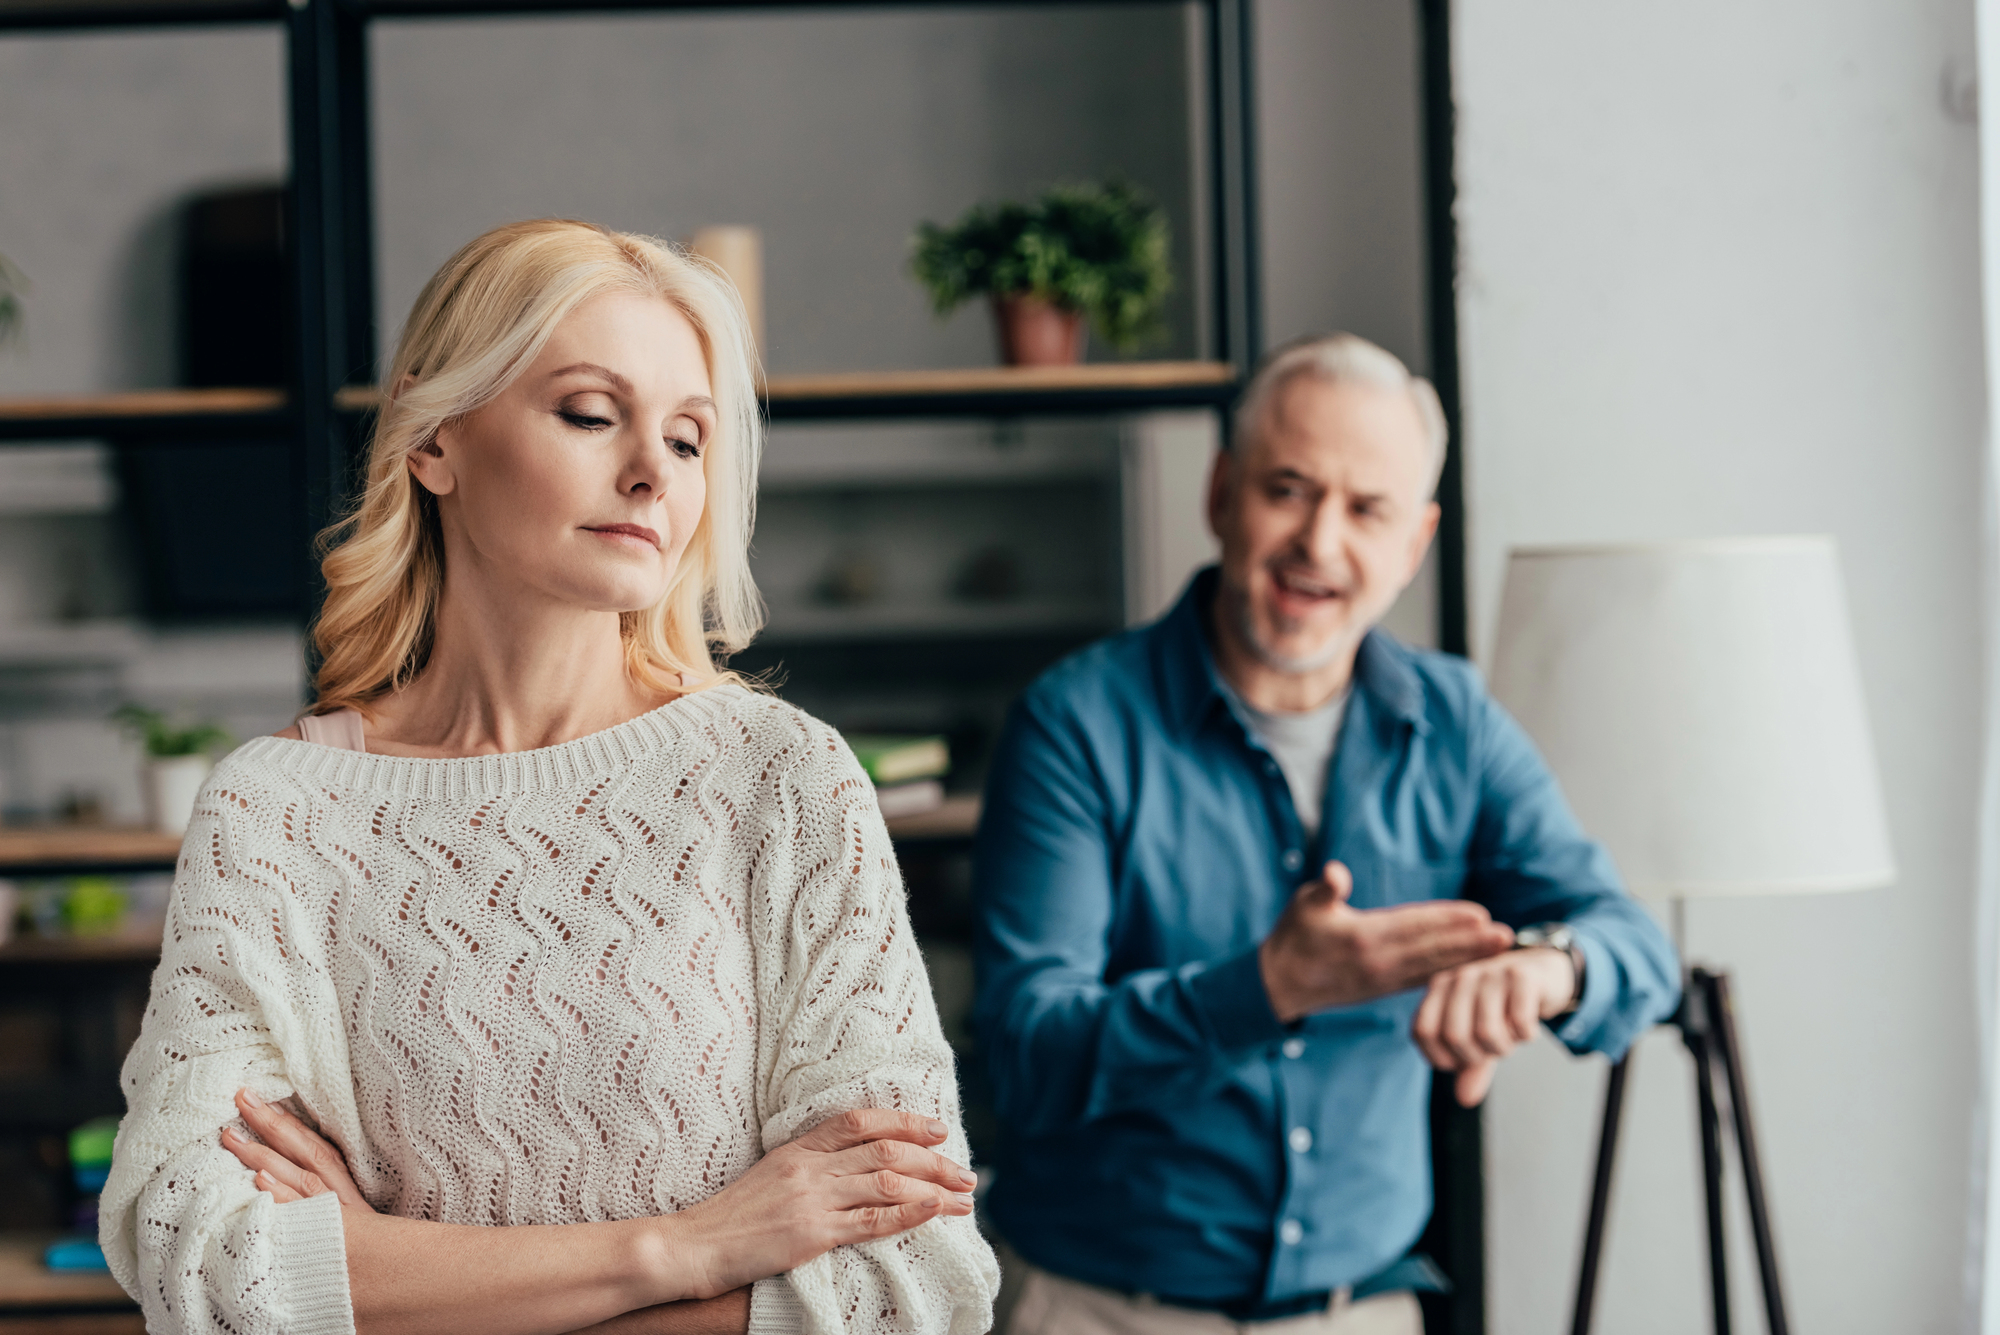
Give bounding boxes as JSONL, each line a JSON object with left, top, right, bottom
{"left": 971, "top": 569, "right": 1680, "bottom": 1304}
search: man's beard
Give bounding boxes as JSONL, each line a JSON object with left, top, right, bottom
{"left": 1223, "top": 573, "right": 1348, "bottom": 675}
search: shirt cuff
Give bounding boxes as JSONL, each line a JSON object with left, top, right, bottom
{"left": 750, "top": 1275, "right": 807, "bottom": 1335}
{"left": 1183, "top": 945, "right": 1288, "bottom": 1051}
{"left": 1547, "top": 925, "right": 1615, "bottom": 1053}
{"left": 273, "top": 1191, "right": 354, "bottom": 1335}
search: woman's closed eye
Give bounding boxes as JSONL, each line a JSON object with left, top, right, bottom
{"left": 559, "top": 407, "right": 615, "bottom": 431}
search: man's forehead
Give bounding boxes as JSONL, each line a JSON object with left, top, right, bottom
{"left": 1244, "top": 377, "right": 1432, "bottom": 485}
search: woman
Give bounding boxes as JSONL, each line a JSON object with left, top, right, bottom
{"left": 101, "top": 220, "right": 999, "bottom": 1335}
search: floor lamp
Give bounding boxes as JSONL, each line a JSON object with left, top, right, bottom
{"left": 1489, "top": 538, "right": 1896, "bottom": 1335}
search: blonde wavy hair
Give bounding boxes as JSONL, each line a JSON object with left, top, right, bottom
{"left": 310, "top": 219, "right": 763, "bottom": 717}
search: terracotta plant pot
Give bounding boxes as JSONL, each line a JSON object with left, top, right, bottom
{"left": 991, "top": 294, "right": 1086, "bottom": 366}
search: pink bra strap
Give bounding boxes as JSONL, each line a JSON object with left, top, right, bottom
{"left": 297, "top": 708, "right": 367, "bottom": 753}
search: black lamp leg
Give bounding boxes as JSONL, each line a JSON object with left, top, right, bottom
{"left": 1706, "top": 971, "right": 1791, "bottom": 1335}
{"left": 1567, "top": 968, "right": 1791, "bottom": 1335}
{"left": 1568, "top": 1054, "right": 1630, "bottom": 1335}
{"left": 1687, "top": 1001, "right": 1733, "bottom": 1335}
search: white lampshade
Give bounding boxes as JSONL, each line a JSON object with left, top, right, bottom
{"left": 1489, "top": 537, "right": 1895, "bottom": 899}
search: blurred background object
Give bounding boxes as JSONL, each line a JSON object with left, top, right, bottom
{"left": 111, "top": 704, "right": 230, "bottom": 835}
{"left": 683, "top": 225, "right": 766, "bottom": 356}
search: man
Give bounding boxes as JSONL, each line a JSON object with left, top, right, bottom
{"left": 971, "top": 334, "right": 1679, "bottom": 1335}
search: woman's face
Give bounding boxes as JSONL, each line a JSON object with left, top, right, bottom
{"left": 413, "top": 290, "right": 715, "bottom": 616}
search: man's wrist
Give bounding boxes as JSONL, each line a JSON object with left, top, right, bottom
{"left": 1257, "top": 937, "right": 1307, "bottom": 1026}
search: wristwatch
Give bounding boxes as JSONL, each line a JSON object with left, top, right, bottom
{"left": 1513, "top": 922, "right": 1586, "bottom": 1016}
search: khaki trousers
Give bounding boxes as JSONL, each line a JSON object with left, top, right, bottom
{"left": 1002, "top": 1259, "right": 1424, "bottom": 1335}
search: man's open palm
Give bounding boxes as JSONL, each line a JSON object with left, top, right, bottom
{"left": 1258, "top": 861, "right": 1515, "bottom": 1024}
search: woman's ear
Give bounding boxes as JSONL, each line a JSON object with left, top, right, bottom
{"left": 407, "top": 416, "right": 457, "bottom": 497}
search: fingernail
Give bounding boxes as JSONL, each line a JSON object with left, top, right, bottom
{"left": 926, "top": 1120, "right": 947, "bottom": 1139}
{"left": 240, "top": 1089, "right": 264, "bottom": 1109}
{"left": 954, "top": 1193, "right": 976, "bottom": 1207}
{"left": 220, "top": 1128, "right": 237, "bottom": 1143}
{"left": 957, "top": 1168, "right": 977, "bottom": 1187}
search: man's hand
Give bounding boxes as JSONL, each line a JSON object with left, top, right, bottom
{"left": 1258, "top": 861, "right": 1515, "bottom": 1024}
{"left": 1413, "top": 947, "right": 1578, "bottom": 1108}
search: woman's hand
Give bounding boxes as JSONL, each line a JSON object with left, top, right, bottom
{"left": 221, "top": 1088, "right": 376, "bottom": 1212}
{"left": 659, "top": 1108, "right": 976, "bottom": 1300}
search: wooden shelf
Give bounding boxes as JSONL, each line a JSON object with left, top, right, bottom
{"left": 0, "top": 388, "right": 288, "bottom": 441}
{"left": 0, "top": 362, "right": 1232, "bottom": 441}
{"left": 883, "top": 794, "right": 980, "bottom": 843}
{"left": 0, "top": 827, "right": 181, "bottom": 877}
{"left": 0, "top": 923, "right": 166, "bottom": 964}
{"left": 0, "top": 1234, "right": 134, "bottom": 1312}
{"left": 765, "top": 362, "right": 1233, "bottom": 399}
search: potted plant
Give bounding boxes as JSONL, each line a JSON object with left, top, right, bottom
{"left": 911, "top": 180, "right": 1172, "bottom": 366}
{"left": 113, "top": 706, "right": 232, "bottom": 836}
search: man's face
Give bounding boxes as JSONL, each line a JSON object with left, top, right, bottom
{"left": 1208, "top": 376, "right": 1441, "bottom": 672}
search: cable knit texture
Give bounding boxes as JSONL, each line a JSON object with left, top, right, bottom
{"left": 100, "top": 686, "right": 999, "bottom": 1335}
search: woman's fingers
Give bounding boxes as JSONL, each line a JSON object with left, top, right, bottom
{"left": 791, "top": 1108, "right": 949, "bottom": 1155}
{"left": 830, "top": 1167, "right": 975, "bottom": 1216}
{"left": 233, "top": 1089, "right": 371, "bottom": 1211}
{"left": 224, "top": 1129, "right": 333, "bottom": 1199}
{"left": 840, "top": 1197, "right": 948, "bottom": 1244}
{"left": 825, "top": 1137, "right": 977, "bottom": 1193}
{"left": 254, "top": 1170, "right": 307, "bottom": 1205}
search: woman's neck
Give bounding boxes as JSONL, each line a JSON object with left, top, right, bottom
{"left": 362, "top": 574, "right": 675, "bottom": 759}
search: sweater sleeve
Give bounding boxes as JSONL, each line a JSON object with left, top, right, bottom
{"left": 99, "top": 777, "right": 357, "bottom": 1335}
{"left": 749, "top": 719, "right": 1000, "bottom": 1335}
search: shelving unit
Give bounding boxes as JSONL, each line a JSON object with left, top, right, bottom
{"left": 0, "top": 5, "right": 1485, "bottom": 1329}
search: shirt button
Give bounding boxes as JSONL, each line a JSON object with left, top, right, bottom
{"left": 1281, "top": 848, "right": 1304, "bottom": 872}
{"left": 1279, "top": 1219, "right": 1304, "bottom": 1246}
{"left": 1288, "top": 1127, "right": 1313, "bottom": 1154}
{"left": 1282, "top": 1038, "right": 1306, "bottom": 1059}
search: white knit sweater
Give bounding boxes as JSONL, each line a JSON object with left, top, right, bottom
{"left": 100, "top": 686, "right": 999, "bottom": 1335}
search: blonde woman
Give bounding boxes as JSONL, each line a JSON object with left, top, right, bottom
{"left": 101, "top": 220, "right": 999, "bottom": 1335}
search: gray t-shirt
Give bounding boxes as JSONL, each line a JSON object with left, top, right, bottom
{"left": 1225, "top": 684, "right": 1350, "bottom": 839}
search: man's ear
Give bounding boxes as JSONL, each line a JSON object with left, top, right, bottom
{"left": 1205, "top": 447, "right": 1235, "bottom": 541}
{"left": 1407, "top": 500, "right": 1442, "bottom": 573}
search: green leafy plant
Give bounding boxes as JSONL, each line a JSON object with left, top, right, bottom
{"left": 112, "top": 705, "right": 232, "bottom": 759}
{"left": 0, "top": 252, "right": 24, "bottom": 347}
{"left": 910, "top": 180, "right": 1172, "bottom": 352}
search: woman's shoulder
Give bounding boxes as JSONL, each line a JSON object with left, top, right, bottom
{"left": 690, "top": 685, "right": 859, "bottom": 782}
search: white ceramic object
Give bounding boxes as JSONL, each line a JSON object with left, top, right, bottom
{"left": 145, "top": 754, "right": 214, "bottom": 836}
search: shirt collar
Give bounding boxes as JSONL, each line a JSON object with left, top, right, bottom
{"left": 1156, "top": 565, "right": 1430, "bottom": 739}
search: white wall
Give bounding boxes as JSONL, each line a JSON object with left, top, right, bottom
{"left": 1455, "top": 3, "right": 1983, "bottom": 1331}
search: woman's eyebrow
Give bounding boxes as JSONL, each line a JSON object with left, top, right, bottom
{"left": 678, "top": 395, "right": 717, "bottom": 416}
{"left": 548, "top": 362, "right": 634, "bottom": 394}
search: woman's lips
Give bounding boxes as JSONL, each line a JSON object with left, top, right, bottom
{"left": 584, "top": 523, "right": 661, "bottom": 550}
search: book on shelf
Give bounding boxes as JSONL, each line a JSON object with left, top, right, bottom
{"left": 875, "top": 778, "right": 947, "bottom": 820}
{"left": 843, "top": 734, "right": 950, "bottom": 786}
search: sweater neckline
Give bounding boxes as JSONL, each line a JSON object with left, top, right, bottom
{"left": 229, "top": 684, "right": 749, "bottom": 801}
